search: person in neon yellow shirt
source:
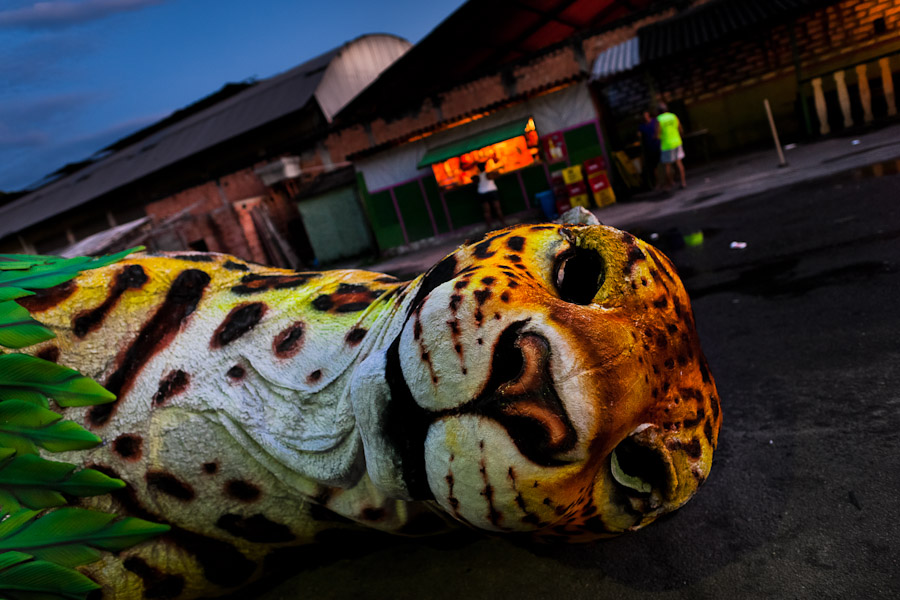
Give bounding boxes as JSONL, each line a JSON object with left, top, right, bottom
{"left": 657, "top": 102, "right": 687, "bottom": 190}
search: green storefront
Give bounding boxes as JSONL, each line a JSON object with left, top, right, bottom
{"left": 354, "top": 83, "right": 609, "bottom": 251}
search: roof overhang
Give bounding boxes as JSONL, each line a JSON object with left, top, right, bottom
{"left": 417, "top": 118, "right": 534, "bottom": 168}
{"left": 591, "top": 36, "right": 640, "bottom": 80}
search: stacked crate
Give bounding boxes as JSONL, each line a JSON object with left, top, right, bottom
{"left": 561, "top": 166, "right": 591, "bottom": 208}
{"left": 584, "top": 157, "right": 615, "bottom": 207}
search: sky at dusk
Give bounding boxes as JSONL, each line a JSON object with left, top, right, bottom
{"left": 0, "top": 0, "right": 467, "bottom": 192}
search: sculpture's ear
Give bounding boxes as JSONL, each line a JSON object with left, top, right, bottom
{"left": 350, "top": 348, "right": 414, "bottom": 500}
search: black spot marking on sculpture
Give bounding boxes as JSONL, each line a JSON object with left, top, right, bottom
{"left": 211, "top": 302, "right": 265, "bottom": 348}
{"left": 123, "top": 556, "right": 185, "bottom": 599}
{"left": 653, "top": 296, "right": 668, "bottom": 309}
{"left": 506, "top": 236, "right": 525, "bottom": 252}
{"left": 73, "top": 264, "right": 148, "bottom": 337}
{"left": 203, "top": 462, "right": 218, "bottom": 474}
{"left": 273, "top": 322, "right": 305, "bottom": 358}
{"left": 449, "top": 294, "right": 463, "bottom": 311}
{"left": 174, "top": 254, "right": 214, "bottom": 262}
{"left": 17, "top": 280, "right": 76, "bottom": 312}
{"left": 704, "top": 420, "right": 715, "bottom": 447}
{"left": 683, "top": 408, "right": 705, "bottom": 429}
{"left": 307, "top": 370, "right": 322, "bottom": 383}
{"left": 505, "top": 254, "right": 522, "bottom": 263}
{"left": 664, "top": 358, "right": 676, "bottom": 369}
{"left": 113, "top": 434, "right": 142, "bottom": 460}
{"left": 90, "top": 269, "right": 210, "bottom": 427}
{"left": 474, "top": 235, "right": 503, "bottom": 259}
{"left": 710, "top": 393, "right": 720, "bottom": 420}
{"left": 473, "top": 289, "right": 492, "bottom": 305}
{"left": 683, "top": 438, "right": 703, "bottom": 459}
{"left": 36, "top": 346, "right": 59, "bottom": 363}
{"left": 89, "top": 464, "right": 256, "bottom": 588}
{"left": 698, "top": 356, "right": 711, "bottom": 383}
{"left": 346, "top": 327, "right": 367, "bottom": 345}
{"left": 530, "top": 225, "right": 554, "bottom": 231}
{"left": 227, "top": 365, "right": 245, "bottom": 380}
{"left": 454, "top": 279, "right": 469, "bottom": 290}
{"left": 447, "top": 319, "right": 460, "bottom": 335}
{"left": 383, "top": 336, "right": 434, "bottom": 500}
{"left": 413, "top": 320, "right": 422, "bottom": 339}
{"left": 217, "top": 514, "right": 295, "bottom": 543}
{"left": 223, "top": 260, "right": 250, "bottom": 271}
{"left": 226, "top": 479, "right": 261, "bottom": 502}
{"left": 500, "top": 291, "right": 511, "bottom": 303}
{"left": 232, "top": 273, "right": 319, "bottom": 295}
{"left": 508, "top": 279, "right": 519, "bottom": 288}
{"left": 481, "top": 276, "right": 496, "bottom": 285}
{"left": 146, "top": 471, "right": 194, "bottom": 501}
{"left": 152, "top": 370, "right": 189, "bottom": 406}
{"left": 407, "top": 254, "right": 457, "bottom": 319}
{"left": 313, "top": 284, "right": 384, "bottom": 314}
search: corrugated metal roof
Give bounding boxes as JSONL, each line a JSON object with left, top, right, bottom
{"left": 639, "top": 0, "right": 837, "bottom": 61}
{"left": 591, "top": 36, "right": 640, "bottom": 80}
{"left": 0, "top": 45, "right": 344, "bottom": 240}
{"left": 337, "top": 0, "right": 670, "bottom": 123}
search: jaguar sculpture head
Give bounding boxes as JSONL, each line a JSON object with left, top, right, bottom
{"left": 353, "top": 223, "right": 721, "bottom": 539}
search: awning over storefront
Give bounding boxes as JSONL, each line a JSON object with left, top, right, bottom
{"left": 639, "top": 0, "right": 836, "bottom": 61}
{"left": 417, "top": 118, "right": 533, "bottom": 168}
{"left": 591, "top": 37, "right": 641, "bottom": 80}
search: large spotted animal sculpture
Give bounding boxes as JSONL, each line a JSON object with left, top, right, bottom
{"left": 16, "top": 223, "right": 720, "bottom": 598}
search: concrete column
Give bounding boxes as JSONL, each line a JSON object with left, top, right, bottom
{"left": 811, "top": 77, "right": 830, "bottom": 135}
{"left": 834, "top": 70, "right": 853, "bottom": 128}
{"left": 855, "top": 64, "right": 874, "bottom": 124}
{"left": 879, "top": 57, "right": 897, "bottom": 117}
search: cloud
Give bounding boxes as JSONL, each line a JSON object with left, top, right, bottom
{"left": 0, "top": 0, "right": 166, "bottom": 30}
{"left": 0, "top": 111, "right": 163, "bottom": 191}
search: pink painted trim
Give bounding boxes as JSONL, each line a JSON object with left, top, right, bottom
{"left": 439, "top": 190, "right": 454, "bottom": 232}
{"left": 388, "top": 187, "right": 409, "bottom": 245}
{"left": 418, "top": 178, "right": 439, "bottom": 236}
{"left": 516, "top": 170, "right": 531, "bottom": 210}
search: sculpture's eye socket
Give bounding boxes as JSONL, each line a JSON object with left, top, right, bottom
{"left": 554, "top": 247, "right": 605, "bottom": 305}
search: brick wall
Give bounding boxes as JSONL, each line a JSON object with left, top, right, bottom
{"left": 600, "top": 0, "right": 900, "bottom": 152}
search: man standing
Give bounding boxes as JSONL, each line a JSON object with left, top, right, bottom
{"left": 657, "top": 102, "right": 687, "bottom": 190}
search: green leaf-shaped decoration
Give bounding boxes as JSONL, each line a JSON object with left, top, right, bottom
{"left": 0, "top": 400, "right": 101, "bottom": 455}
{"left": 0, "top": 453, "right": 124, "bottom": 511}
{"left": 0, "top": 248, "right": 138, "bottom": 292}
{"left": 0, "top": 302, "right": 56, "bottom": 349}
{"left": 0, "top": 508, "right": 169, "bottom": 568}
{"left": 0, "top": 288, "right": 33, "bottom": 303}
{"left": 0, "top": 551, "right": 101, "bottom": 599}
{"left": 0, "top": 355, "right": 115, "bottom": 407}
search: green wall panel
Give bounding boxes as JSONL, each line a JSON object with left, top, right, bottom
{"left": 422, "top": 176, "right": 450, "bottom": 234}
{"left": 358, "top": 171, "right": 405, "bottom": 250}
{"left": 394, "top": 181, "right": 433, "bottom": 243}
{"left": 444, "top": 186, "right": 484, "bottom": 229}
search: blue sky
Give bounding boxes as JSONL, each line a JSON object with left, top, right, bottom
{"left": 0, "top": 0, "right": 466, "bottom": 192}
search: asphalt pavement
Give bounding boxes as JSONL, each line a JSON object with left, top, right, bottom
{"left": 259, "top": 131, "right": 900, "bottom": 599}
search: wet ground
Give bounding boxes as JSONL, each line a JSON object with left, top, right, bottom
{"left": 260, "top": 165, "right": 900, "bottom": 599}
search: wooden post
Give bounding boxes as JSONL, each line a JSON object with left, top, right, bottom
{"left": 879, "top": 57, "right": 897, "bottom": 117}
{"left": 764, "top": 99, "right": 787, "bottom": 167}
{"left": 834, "top": 70, "right": 853, "bottom": 128}
{"left": 811, "top": 77, "right": 830, "bottom": 135}
{"left": 855, "top": 64, "right": 874, "bottom": 124}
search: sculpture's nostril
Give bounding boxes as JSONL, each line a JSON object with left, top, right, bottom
{"left": 610, "top": 436, "right": 669, "bottom": 497}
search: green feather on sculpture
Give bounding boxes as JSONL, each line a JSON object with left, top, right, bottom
{"left": 0, "top": 247, "right": 170, "bottom": 600}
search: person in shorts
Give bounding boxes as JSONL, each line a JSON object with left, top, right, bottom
{"left": 475, "top": 161, "right": 505, "bottom": 228}
{"left": 657, "top": 102, "right": 687, "bottom": 190}
{"left": 637, "top": 110, "right": 661, "bottom": 190}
